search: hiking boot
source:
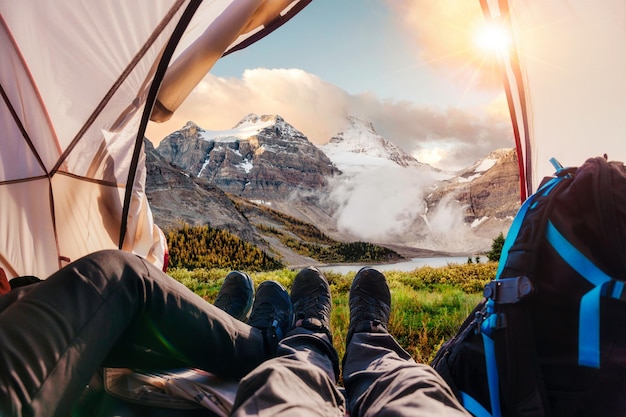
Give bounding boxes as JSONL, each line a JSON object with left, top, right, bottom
{"left": 291, "top": 266, "right": 332, "bottom": 339}
{"left": 248, "top": 280, "right": 294, "bottom": 354}
{"left": 346, "top": 267, "right": 391, "bottom": 344}
{"left": 214, "top": 271, "right": 254, "bottom": 321}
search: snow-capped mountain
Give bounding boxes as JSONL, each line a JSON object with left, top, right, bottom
{"left": 320, "top": 116, "right": 423, "bottom": 170}
{"left": 156, "top": 114, "right": 338, "bottom": 200}
{"left": 454, "top": 148, "right": 514, "bottom": 183}
{"left": 150, "top": 114, "right": 518, "bottom": 256}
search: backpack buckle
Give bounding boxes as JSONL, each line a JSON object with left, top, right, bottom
{"left": 484, "top": 276, "right": 534, "bottom": 304}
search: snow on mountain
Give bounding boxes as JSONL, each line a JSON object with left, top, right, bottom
{"left": 455, "top": 148, "right": 512, "bottom": 183}
{"left": 197, "top": 114, "right": 307, "bottom": 143}
{"left": 156, "top": 114, "right": 336, "bottom": 201}
{"left": 321, "top": 116, "right": 419, "bottom": 170}
{"left": 318, "top": 116, "right": 456, "bottom": 244}
{"left": 317, "top": 118, "right": 517, "bottom": 253}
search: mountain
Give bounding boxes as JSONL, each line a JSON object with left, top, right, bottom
{"left": 148, "top": 114, "right": 519, "bottom": 257}
{"left": 425, "top": 148, "right": 520, "bottom": 221}
{"left": 156, "top": 114, "right": 339, "bottom": 201}
{"left": 144, "top": 138, "right": 262, "bottom": 246}
{"left": 320, "top": 116, "right": 428, "bottom": 170}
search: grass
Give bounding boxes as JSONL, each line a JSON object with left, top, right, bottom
{"left": 169, "top": 262, "right": 493, "bottom": 367}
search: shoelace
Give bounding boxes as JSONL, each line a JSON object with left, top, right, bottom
{"left": 249, "top": 302, "right": 279, "bottom": 327}
{"left": 350, "top": 294, "right": 389, "bottom": 326}
{"left": 294, "top": 294, "right": 331, "bottom": 323}
{"left": 215, "top": 294, "right": 245, "bottom": 314}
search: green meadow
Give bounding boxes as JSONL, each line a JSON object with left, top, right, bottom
{"left": 170, "top": 261, "right": 495, "bottom": 368}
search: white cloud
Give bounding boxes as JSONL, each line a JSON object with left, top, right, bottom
{"left": 326, "top": 165, "right": 432, "bottom": 241}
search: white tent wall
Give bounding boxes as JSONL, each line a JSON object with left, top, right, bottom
{"left": 512, "top": 0, "right": 626, "bottom": 192}
{"left": 0, "top": 180, "right": 58, "bottom": 278}
{"left": 0, "top": 0, "right": 197, "bottom": 279}
{"left": 52, "top": 175, "right": 123, "bottom": 269}
{"left": 484, "top": 0, "right": 626, "bottom": 195}
{"left": 1, "top": 0, "right": 311, "bottom": 280}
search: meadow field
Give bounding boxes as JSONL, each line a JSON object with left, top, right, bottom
{"left": 170, "top": 261, "right": 495, "bottom": 374}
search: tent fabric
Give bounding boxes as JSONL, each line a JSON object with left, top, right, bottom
{"left": 481, "top": 0, "right": 626, "bottom": 197}
{"left": 153, "top": 0, "right": 312, "bottom": 122}
{"left": 0, "top": 0, "right": 310, "bottom": 280}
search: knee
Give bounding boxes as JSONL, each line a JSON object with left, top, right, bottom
{"left": 58, "top": 250, "right": 148, "bottom": 290}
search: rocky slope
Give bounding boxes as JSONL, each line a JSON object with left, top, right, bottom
{"left": 425, "top": 148, "right": 520, "bottom": 221}
{"left": 156, "top": 114, "right": 339, "bottom": 200}
{"left": 144, "top": 139, "right": 262, "bottom": 246}
{"left": 424, "top": 148, "right": 520, "bottom": 243}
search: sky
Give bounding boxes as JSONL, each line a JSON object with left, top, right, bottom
{"left": 146, "top": 0, "right": 515, "bottom": 171}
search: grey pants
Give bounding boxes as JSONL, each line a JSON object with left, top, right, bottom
{"left": 0, "top": 250, "right": 267, "bottom": 417}
{"left": 232, "top": 328, "right": 470, "bottom": 417}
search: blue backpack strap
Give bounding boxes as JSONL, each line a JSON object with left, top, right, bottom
{"left": 496, "top": 175, "right": 564, "bottom": 278}
{"left": 544, "top": 220, "right": 614, "bottom": 368}
{"left": 461, "top": 391, "right": 494, "bottom": 417}
{"left": 458, "top": 300, "right": 500, "bottom": 417}
{"left": 476, "top": 169, "right": 567, "bottom": 417}
{"left": 480, "top": 298, "right": 502, "bottom": 417}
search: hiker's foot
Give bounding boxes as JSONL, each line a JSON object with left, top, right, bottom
{"left": 346, "top": 267, "right": 391, "bottom": 344}
{"left": 214, "top": 271, "right": 254, "bottom": 321}
{"left": 291, "top": 266, "right": 333, "bottom": 339}
{"left": 248, "top": 280, "right": 294, "bottom": 354}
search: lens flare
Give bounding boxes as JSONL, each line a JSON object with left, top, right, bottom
{"left": 474, "top": 22, "right": 512, "bottom": 55}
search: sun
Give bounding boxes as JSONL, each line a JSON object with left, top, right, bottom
{"left": 474, "top": 21, "right": 512, "bottom": 56}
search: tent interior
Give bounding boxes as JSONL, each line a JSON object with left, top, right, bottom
{"left": 1, "top": 0, "right": 625, "bottom": 414}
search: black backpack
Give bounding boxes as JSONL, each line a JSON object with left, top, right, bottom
{"left": 432, "top": 156, "right": 626, "bottom": 417}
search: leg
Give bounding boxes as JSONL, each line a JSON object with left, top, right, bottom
{"left": 232, "top": 328, "right": 345, "bottom": 417}
{"left": 0, "top": 250, "right": 266, "bottom": 417}
{"left": 231, "top": 267, "right": 345, "bottom": 417}
{"left": 343, "top": 268, "right": 469, "bottom": 417}
{"left": 344, "top": 333, "right": 469, "bottom": 417}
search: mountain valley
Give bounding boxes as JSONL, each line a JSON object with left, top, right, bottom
{"left": 146, "top": 114, "right": 520, "bottom": 266}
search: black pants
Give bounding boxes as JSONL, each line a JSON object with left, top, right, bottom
{"left": 231, "top": 328, "right": 470, "bottom": 416}
{"left": 0, "top": 250, "right": 266, "bottom": 417}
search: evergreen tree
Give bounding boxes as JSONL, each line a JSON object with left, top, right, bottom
{"left": 487, "top": 232, "right": 506, "bottom": 262}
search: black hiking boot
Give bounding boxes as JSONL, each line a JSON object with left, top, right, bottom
{"left": 248, "top": 280, "right": 294, "bottom": 356}
{"left": 214, "top": 271, "right": 254, "bottom": 321}
{"left": 292, "top": 266, "right": 340, "bottom": 381}
{"left": 346, "top": 267, "right": 391, "bottom": 345}
{"left": 291, "top": 266, "right": 333, "bottom": 339}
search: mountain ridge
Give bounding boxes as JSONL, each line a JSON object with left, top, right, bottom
{"left": 147, "top": 113, "right": 519, "bottom": 261}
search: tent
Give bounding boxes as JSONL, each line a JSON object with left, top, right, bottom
{"left": 0, "top": 0, "right": 311, "bottom": 280}
{"left": 2, "top": 0, "right": 625, "bottom": 280}
{"left": 480, "top": 0, "right": 626, "bottom": 199}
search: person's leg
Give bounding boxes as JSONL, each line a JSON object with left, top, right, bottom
{"left": 0, "top": 250, "right": 269, "bottom": 417}
{"left": 343, "top": 268, "right": 469, "bottom": 417}
{"left": 231, "top": 267, "right": 346, "bottom": 417}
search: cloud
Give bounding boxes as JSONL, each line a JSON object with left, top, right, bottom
{"left": 326, "top": 165, "right": 433, "bottom": 242}
{"left": 146, "top": 68, "right": 512, "bottom": 172}
{"left": 346, "top": 94, "right": 513, "bottom": 170}
{"left": 147, "top": 69, "right": 350, "bottom": 147}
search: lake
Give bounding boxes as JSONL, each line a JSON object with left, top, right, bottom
{"left": 318, "top": 256, "right": 488, "bottom": 275}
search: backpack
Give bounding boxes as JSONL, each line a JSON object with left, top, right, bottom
{"left": 431, "top": 156, "right": 626, "bottom": 417}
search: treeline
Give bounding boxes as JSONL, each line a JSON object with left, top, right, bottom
{"left": 166, "top": 224, "right": 284, "bottom": 271}
{"left": 257, "top": 224, "right": 400, "bottom": 263}
{"left": 241, "top": 202, "right": 336, "bottom": 244}
{"left": 285, "top": 238, "right": 400, "bottom": 263}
